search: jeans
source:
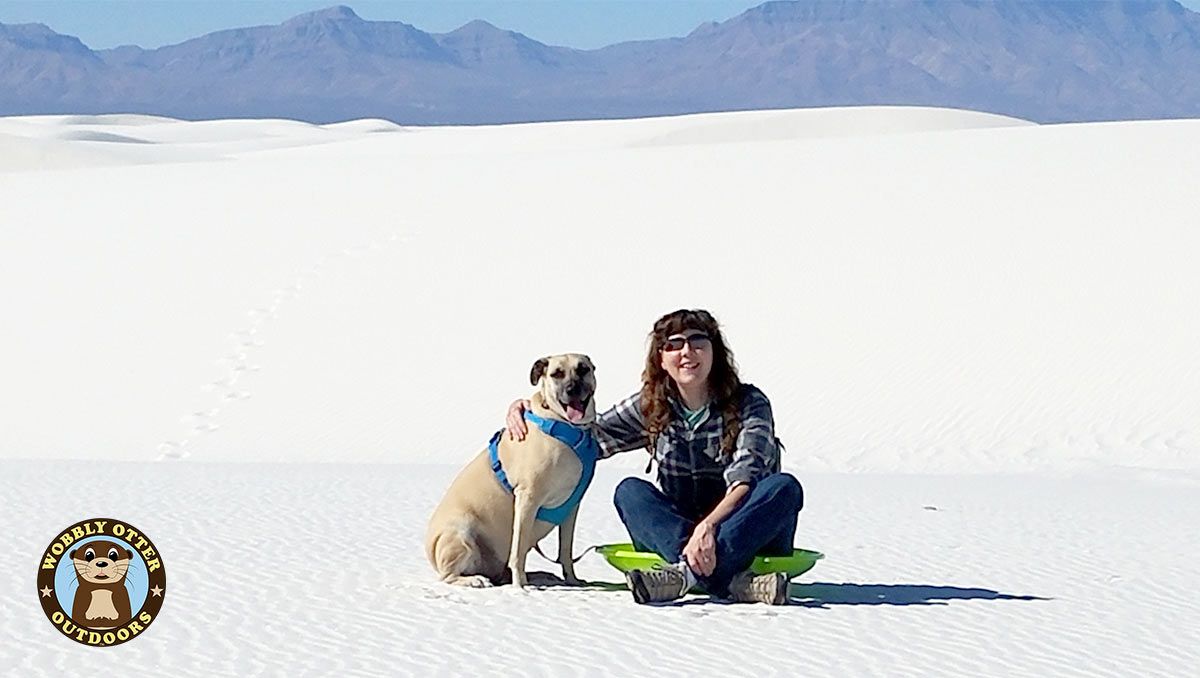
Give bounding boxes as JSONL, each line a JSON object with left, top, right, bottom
{"left": 613, "top": 473, "right": 804, "bottom": 597}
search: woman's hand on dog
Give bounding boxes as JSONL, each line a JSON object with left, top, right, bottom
{"left": 506, "top": 399, "right": 532, "bottom": 440}
{"left": 682, "top": 521, "right": 718, "bottom": 576}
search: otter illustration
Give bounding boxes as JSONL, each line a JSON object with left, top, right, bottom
{"left": 70, "top": 539, "right": 134, "bottom": 629}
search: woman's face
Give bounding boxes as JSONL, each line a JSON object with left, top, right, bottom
{"left": 659, "top": 330, "right": 714, "bottom": 391}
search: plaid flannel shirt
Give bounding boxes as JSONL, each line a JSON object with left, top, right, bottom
{"left": 593, "top": 383, "right": 782, "bottom": 520}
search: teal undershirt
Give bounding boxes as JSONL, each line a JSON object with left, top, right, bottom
{"left": 682, "top": 404, "right": 709, "bottom": 430}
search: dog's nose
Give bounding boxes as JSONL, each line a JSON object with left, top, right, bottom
{"left": 566, "top": 382, "right": 582, "bottom": 398}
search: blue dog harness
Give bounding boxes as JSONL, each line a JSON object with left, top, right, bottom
{"left": 488, "top": 410, "right": 599, "bottom": 525}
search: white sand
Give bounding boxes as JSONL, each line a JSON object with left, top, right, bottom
{"left": 1, "top": 106, "right": 1197, "bottom": 675}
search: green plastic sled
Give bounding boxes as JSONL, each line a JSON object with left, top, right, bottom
{"left": 595, "top": 543, "right": 824, "bottom": 579}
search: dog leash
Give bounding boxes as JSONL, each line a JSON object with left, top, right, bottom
{"left": 533, "top": 542, "right": 597, "bottom": 565}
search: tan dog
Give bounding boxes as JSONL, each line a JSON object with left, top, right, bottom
{"left": 425, "top": 353, "right": 598, "bottom": 588}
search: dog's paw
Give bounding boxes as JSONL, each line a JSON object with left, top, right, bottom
{"left": 447, "top": 575, "right": 494, "bottom": 588}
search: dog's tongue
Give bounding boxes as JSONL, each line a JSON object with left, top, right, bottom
{"left": 565, "top": 403, "right": 586, "bottom": 422}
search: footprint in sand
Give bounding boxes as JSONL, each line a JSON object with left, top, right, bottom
{"left": 155, "top": 230, "right": 409, "bottom": 462}
{"left": 156, "top": 440, "right": 188, "bottom": 459}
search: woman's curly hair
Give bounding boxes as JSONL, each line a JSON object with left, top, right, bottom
{"left": 640, "top": 309, "right": 742, "bottom": 458}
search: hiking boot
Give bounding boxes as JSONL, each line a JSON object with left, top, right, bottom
{"left": 729, "top": 570, "right": 790, "bottom": 605}
{"left": 626, "top": 562, "right": 691, "bottom": 604}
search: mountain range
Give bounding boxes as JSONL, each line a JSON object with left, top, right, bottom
{"left": 2, "top": 0, "right": 1200, "bottom": 124}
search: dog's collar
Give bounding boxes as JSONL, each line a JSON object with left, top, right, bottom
{"left": 523, "top": 410, "right": 593, "bottom": 454}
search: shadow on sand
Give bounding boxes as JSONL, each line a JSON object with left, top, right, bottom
{"left": 522, "top": 572, "right": 1050, "bottom": 609}
{"left": 789, "top": 582, "right": 1050, "bottom": 608}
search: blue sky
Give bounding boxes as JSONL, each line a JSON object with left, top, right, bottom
{"left": 3, "top": 1, "right": 1199, "bottom": 51}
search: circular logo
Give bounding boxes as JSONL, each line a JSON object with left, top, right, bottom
{"left": 36, "top": 518, "right": 167, "bottom": 647}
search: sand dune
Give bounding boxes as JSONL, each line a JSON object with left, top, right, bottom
{"left": 628, "top": 105, "right": 1033, "bottom": 147}
{"left": 4, "top": 107, "right": 1194, "bottom": 471}
{"left": 1, "top": 106, "right": 1196, "bottom": 675}
{"left": 0, "top": 114, "right": 408, "bottom": 172}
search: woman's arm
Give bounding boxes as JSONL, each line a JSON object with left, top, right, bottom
{"left": 505, "top": 391, "right": 648, "bottom": 459}
{"left": 682, "top": 484, "right": 750, "bottom": 576}
{"left": 701, "top": 484, "right": 752, "bottom": 526}
{"left": 591, "top": 392, "right": 648, "bottom": 459}
{"left": 684, "top": 386, "right": 781, "bottom": 576}
{"left": 722, "top": 386, "right": 780, "bottom": 491}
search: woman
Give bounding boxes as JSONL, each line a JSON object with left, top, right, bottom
{"left": 506, "top": 308, "right": 803, "bottom": 605}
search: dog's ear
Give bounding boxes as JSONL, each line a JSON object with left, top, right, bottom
{"left": 530, "top": 357, "right": 549, "bottom": 386}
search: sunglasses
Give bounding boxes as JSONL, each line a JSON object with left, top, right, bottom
{"left": 661, "top": 333, "right": 711, "bottom": 352}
